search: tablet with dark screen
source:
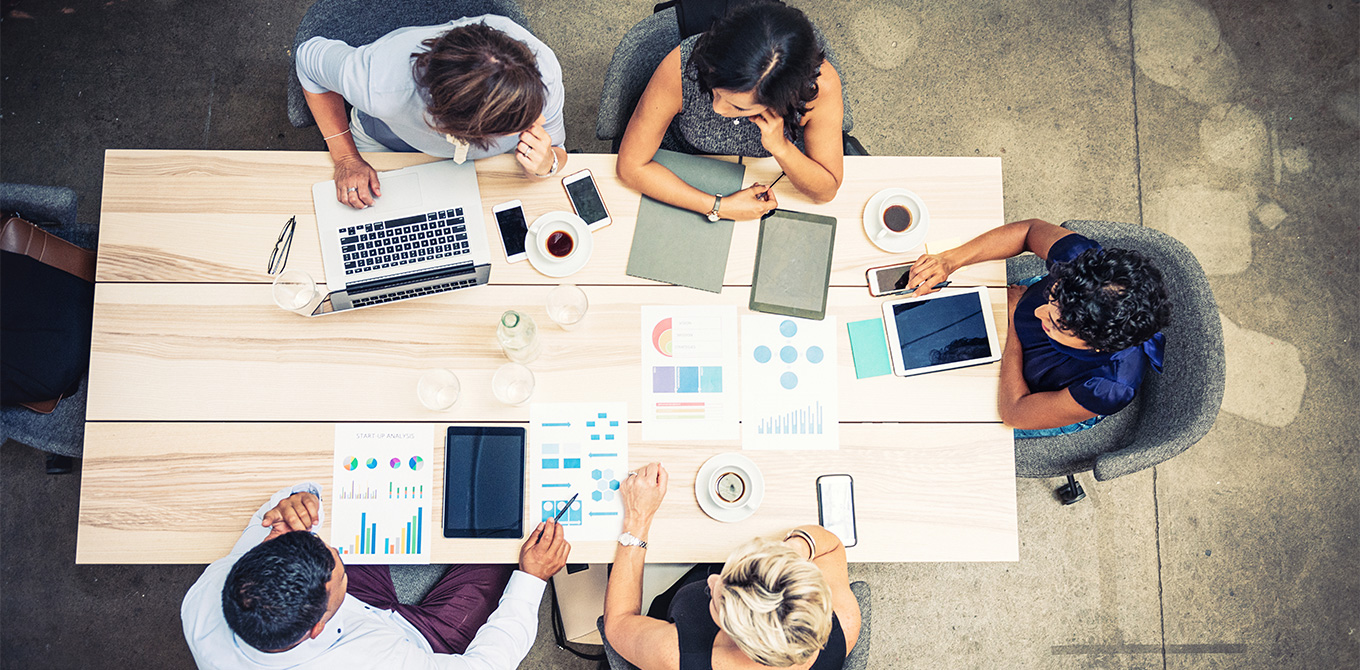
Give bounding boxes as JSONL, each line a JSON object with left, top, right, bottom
{"left": 443, "top": 427, "right": 525, "bottom": 538}
{"left": 880, "top": 287, "right": 1002, "bottom": 377}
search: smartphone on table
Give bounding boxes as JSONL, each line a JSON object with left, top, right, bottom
{"left": 866, "top": 261, "right": 950, "bottom": 297}
{"left": 816, "top": 474, "right": 857, "bottom": 548}
{"left": 562, "top": 169, "right": 612, "bottom": 231}
{"left": 492, "top": 199, "right": 529, "bottom": 263}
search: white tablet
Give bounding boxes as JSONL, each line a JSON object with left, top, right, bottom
{"left": 881, "top": 287, "right": 1002, "bottom": 377}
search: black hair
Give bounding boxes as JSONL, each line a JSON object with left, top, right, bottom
{"left": 1046, "top": 247, "right": 1172, "bottom": 352}
{"left": 689, "top": 0, "right": 824, "bottom": 142}
{"left": 221, "top": 531, "right": 335, "bottom": 652}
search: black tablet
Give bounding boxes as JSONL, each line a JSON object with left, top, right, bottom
{"left": 749, "top": 209, "right": 838, "bottom": 320}
{"left": 443, "top": 426, "right": 526, "bottom": 539}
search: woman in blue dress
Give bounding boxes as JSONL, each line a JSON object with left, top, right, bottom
{"left": 907, "top": 219, "right": 1171, "bottom": 437}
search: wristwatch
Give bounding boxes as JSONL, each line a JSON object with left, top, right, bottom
{"left": 618, "top": 532, "right": 648, "bottom": 549}
{"left": 706, "top": 194, "right": 723, "bottom": 222}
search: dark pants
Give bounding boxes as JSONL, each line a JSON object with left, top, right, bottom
{"left": 346, "top": 563, "right": 514, "bottom": 654}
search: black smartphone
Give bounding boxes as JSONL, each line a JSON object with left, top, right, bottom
{"left": 443, "top": 426, "right": 525, "bottom": 539}
{"left": 816, "top": 474, "right": 857, "bottom": 548}
{"left": 492, "top": 200, "right": 529, "bottom": 263}
{"left": 866, "top": 261, "right": 915, "bottom": 297}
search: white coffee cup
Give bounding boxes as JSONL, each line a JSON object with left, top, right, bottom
{"left": 711, "top": 469, "right": 751, "bottom": 509}
{"left": 536, "top": 221, "right": 578, "bottom": 260}
{"left": 874, "top": 195, "right": 920, "bottom": 240}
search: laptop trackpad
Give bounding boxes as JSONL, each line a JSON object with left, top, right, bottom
{"left": 367, "top": 172, "right": 422, "bottom": 215}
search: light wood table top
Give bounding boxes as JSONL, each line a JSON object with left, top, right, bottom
{"left": 79, "top": 150, "right": 1017, "bottom": 565}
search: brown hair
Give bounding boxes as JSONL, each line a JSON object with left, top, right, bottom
{"left": 413, "top": 23, "right": 545, "bottom": 149}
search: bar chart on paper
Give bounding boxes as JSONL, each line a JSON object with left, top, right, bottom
{"left": 754, "top": 400, "right": 826, "bottom": 435}
{"left": 740, "top": 316, "right": 839, "bottom": 449}
{"left": 331, "top": 424, "right": 434, "bottom": 564}
{"left": 530, "top": 403, "right": 629, "bottom": 542}
{"left": 640, "top": 306, "right": 740, "bottom": 441}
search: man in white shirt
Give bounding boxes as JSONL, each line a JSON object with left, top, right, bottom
{"left": 182, "top": 482, "right": 570, "bottom": 669}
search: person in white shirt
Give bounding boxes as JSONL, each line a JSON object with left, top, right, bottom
{"left": 182, "top": 482, "right": 570, "bottom": 669}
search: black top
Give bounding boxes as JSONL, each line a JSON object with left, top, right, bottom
{"left": 669, "top": 581, "right": 847, "bottom": 670}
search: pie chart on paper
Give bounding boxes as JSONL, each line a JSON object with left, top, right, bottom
{"left": 652, "top": 318, "right": 674, "bottom": 357}
{"left": 409, "top": 456, "right": 425, "bottom": 471}
{"left": 343, "top": 457, "right": 359, "bottom": 471}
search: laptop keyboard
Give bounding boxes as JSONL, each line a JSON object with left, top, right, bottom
{"left": 340, "top": 208, "right": 468, "bottom": 276}
{"left": 351, "top": 275, "right": 481, "bottom": 308}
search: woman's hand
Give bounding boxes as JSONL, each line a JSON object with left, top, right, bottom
{"left": 749, "top": 109, "right": 792, "bottom": 157}
{"left": 718, "top": 184, "right": 777, "bottom": 221}
{"left": 516, "top": 114, "right": 555, "bottom": 177}
{"left": 333, "top": 155, "right": 382, "bottom": 209}
{"left": 620, "top": 462, "right": 668, "bottom": 536}
{"left": 905, "top": 252, "right": 958, "bottom": 296}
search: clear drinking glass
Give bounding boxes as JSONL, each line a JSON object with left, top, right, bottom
{"left": 546, "top": 284, "right": 589, "bottom": 329}
{"left": 272, "top": 269, "right": 318, "bottom": 313}
{"left": 416, "top": 369, "right": 461, "bottom": 411}
{"left": 496, "top": 310, "right": 540, "bottom": 363}
{"left": 492, "top": 362, "right": 535, "bottom": 406}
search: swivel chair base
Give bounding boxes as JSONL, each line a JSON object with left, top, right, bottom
{"left": 1056, "top": 474, "right": 1086, "bottom": 505}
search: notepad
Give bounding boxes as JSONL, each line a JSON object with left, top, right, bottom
{"left": 625, "top": 151, "right": 746, "bottom": 293}
{"left": 847, "top": 318, "right": 893, "bottom": 379}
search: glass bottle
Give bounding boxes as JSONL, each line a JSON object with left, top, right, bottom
{"left": 496, "top": 310, "right": 540, "bottom": 363}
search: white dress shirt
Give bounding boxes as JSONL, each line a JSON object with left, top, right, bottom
{"left": 295, "top": 14, "right": 566, "bottom": 158}
{"left": 182, "top": 483, "right": 545, "bottom": 670}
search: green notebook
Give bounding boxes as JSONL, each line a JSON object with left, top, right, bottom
{"left": 625, "top": 150, "right": 746, "bottom": 293}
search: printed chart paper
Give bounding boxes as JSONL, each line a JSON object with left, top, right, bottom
{"left": 331, "top": 424, "right": 434, "bottom": 565}
{"left": 641, "top": 306, "right": 741, "bottom": 441}
{"left": 529, "top": 403, "right": 629, "bottom": 541}
{"left": 739, "top": 315, "right": 840, "bottom": 450}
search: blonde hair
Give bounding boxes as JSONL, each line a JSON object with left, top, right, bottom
{"left": 715, "top": 539, "right": 833, "bottom": 667}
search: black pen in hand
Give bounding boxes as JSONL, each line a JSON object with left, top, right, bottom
{"left": 755, "top": 172, "right": 785, "bottom": 202}
{"left": 541, "top": 492, "right": 578, "bottom": 539}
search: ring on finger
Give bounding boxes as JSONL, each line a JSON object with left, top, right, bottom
{"left": 347, "top": 187, "right": 358, "bottom": 192}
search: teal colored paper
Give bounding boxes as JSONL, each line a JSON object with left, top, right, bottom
{"left": 847, "top": 318, "right": 893, "bottom": 379}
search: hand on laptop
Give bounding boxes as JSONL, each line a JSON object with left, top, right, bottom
{"left": 334, "top": 155, "right": 382, "bottom": 209}
{"left": 516, "top": 114, "right": 555, "bottom": 177}
{"left": 519, "top": 519, "right": 571, "bottom": 581}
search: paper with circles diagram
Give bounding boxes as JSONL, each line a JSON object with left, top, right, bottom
{"left": 740, "top": 315, "right": 839, "bottom": 449}
{"left": 330, "top": 424, "right": 435, "bottom": 565}
{"left": 530, "top": 402, "right": 628, "bottom": 541}
{"left": 641, "top": 306, "right": 741, "bottom": 441}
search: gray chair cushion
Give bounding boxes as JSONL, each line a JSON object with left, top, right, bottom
{"left": 391, "top": 564, "right": 451, "bottom": 604}
{"left": 287, "top": 0, "right": 530, "bottom": 129}
{"left": 596, "top": 579, "right": 871, "bottom": 669}
{"left": 1008, "top": 220, "right": 1225, "bottom": 481}
{"left": 595, "top": 7, "right": 854, "bottom": 143}
{"left": 0, "top": 183, "right": 79, "bottom": 228}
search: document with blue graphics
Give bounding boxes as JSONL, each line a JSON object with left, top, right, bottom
{"left": 330, "top": 424, "right": 435, "bottom": 565}
{"left": 641, "top": 305, "right": 741, "bottom": 441}
{"left": 529, "top": 403, "right": 629, "bottom": 541}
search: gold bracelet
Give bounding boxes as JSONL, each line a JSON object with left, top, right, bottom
{"left": 323, "top": 128, "right": 352, "bottom": 142}
{"left": 784, "top": 528, "right": 816, "bottom": 559}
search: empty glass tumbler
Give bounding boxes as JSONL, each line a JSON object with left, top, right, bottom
{"left": 496, "top": 310, "right": 540, "bottom": 363}
{"left": 546, "top": 284, "right": 589, "bottom": 329}
{"left": 416, "top": 369, "right": 461, "bottom": 411}
{"left": 272, "top": 269, "right": 318, "bottom": 313}
{"left": 492, "top": 362, "right": 535, "bottom": 405}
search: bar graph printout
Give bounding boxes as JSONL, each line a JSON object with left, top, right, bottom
{"left": 529, "top": 402, "right": 628, "bottom": 542}
{"left": 739, "top": 315, "right": 840, "bottom": 450}
{"left": 330, "top": 424, "right": 434, "bottom": 565}
{"left": 640, "top": 306, "right": 740, "bottom": 441}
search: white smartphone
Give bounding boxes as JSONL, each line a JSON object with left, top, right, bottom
{"left": 816, "top": 474, "right": 857, "bottom": 548}
{"left": 562, "top": 169, "right": 612, "bottom": 231}
{"left": 866, "top": 261, "right": 953, "bottom": 297}
{"left": 492, "top": 199, "right": 529, "bottom": 263}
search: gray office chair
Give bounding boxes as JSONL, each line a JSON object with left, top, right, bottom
{"left": 0, "top": 183, "right": 99, "bottom": 474}
{"left": 392, "top": 564, "right": 449, "bottom": 604}
{"left": 596, "top": 580, "right": 873, "bottom": 669}
{"left": 288, "top": 0, "right": 530, "bottom": 129}
{"left": 595, "top": 6, "right": 866, "bottom": 155}
{"left": 1007, "top": 220, "right": 1225, "bottom": 503}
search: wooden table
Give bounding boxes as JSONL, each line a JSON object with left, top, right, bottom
{"left": 78, "top": 150, "right": 1018, "bottom": 564}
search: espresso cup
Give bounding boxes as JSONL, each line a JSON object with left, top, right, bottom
{"left": 537, "top": 222, "right": 577, "bottom": 260}
{"left": 712, "top": 469, "right": 750, "bottom": 509}
{"left": 875, "top": 196, "right": 919, "bottom": 240}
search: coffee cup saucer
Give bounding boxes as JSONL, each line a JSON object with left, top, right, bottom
{"left": 526, "top": 211, "right": 593, "bottom": 278}
{"left": 694, "top": 452, "right": 765, "bottom": 523}
{"left": 862, "top": 187, "right": 930, "bottom": 253}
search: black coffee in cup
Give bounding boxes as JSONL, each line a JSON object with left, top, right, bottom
{"left": 546, "top": 230, "right": 575, "bottom": 258}
{"left": 715, "top": 471, "right": 747, "bottom": 504}
{"left": 883, "top": 205, "right": 913, "bottom": 233}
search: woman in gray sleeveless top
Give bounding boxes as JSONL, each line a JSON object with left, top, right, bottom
{"left": 617, "top": 1, "right": 846, "bottom": 222}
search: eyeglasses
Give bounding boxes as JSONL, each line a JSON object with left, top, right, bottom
{"left": 268, "top": 216, "right": 297, "bottom": 275}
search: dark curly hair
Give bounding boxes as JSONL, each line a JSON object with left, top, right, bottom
{"left": 689, "top": 0, "right": 824, "bottom": 143}
{"left": 222, "top": 531, "right": 335, "bottom": 652}
{"left": 1046, "top": 247, "right": 1172, "bottom": 352}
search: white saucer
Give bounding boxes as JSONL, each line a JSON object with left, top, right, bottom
{"left": 863, "top": 187, "right": 930, "bottom": 253}
{"left": 695, "top": 452, "right": 765, "bottom": 523}
{"left": 526, "top": 211, "right": 593, "bottom": 278}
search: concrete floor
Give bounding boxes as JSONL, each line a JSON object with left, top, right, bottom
{"left": 2, "top": 0, "right": 1356, "bottom": 667}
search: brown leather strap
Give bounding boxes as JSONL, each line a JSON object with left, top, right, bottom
{"left": 19, "top": 397, "right": 61, "bottom": 414}
{"left": 0, "top": 215, "right": 96, "bottom": 282}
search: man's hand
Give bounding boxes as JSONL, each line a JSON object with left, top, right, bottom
{"left": 516, "top": 114, "right": 555, "bottom": 177}
{"left": 334, "top": 155, "right": 381, "bottom": 209}
{"left": 519, "top": 520, "right": 571, "bottom": 581}
{"left": 905, "top": 252, "right": 957, "bottom": 296}
{"left": 262, "top": 492, "right": 321, "bottom": 541}
{"left": 620, "top": 462, "right": 668, "bottom": 537}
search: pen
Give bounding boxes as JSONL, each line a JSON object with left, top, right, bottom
{"left": 755, "top": 172, "right": 785, "bottom": 201}
{"left": 553, "top": 492, "right": 578, "bottom": 524}
{"left": 902, "top": 281, "right": 951, "bottom": 295}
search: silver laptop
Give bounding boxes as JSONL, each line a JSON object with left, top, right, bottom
{"left": 308, "top": 159, "right": 492, "bottom": 315}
